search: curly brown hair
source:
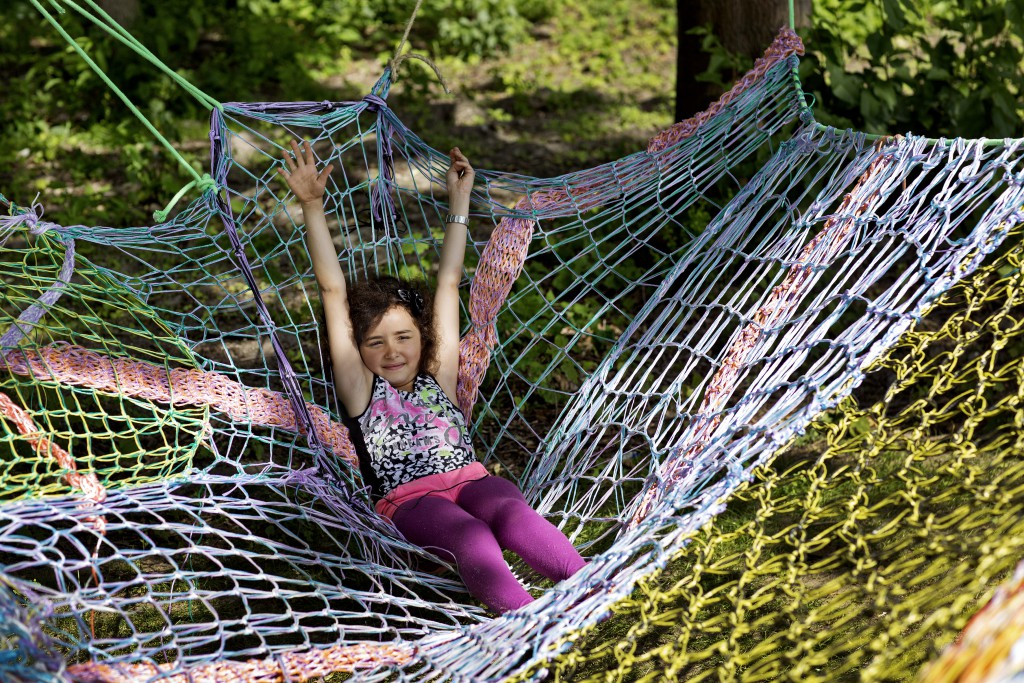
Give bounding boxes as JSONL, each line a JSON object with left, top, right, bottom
{"left": 347, "top": 275, "right": 438, "bottom": 375}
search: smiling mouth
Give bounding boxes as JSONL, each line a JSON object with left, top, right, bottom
{"left": 382, "top": 363, "right": 405, "bottom": 370}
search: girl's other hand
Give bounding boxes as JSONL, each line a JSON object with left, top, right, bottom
{"left": 278, "top": 139, "right": 334, "bottom": 204}
{"left": 446, "top": 147, "right": 474, "bottom": 210}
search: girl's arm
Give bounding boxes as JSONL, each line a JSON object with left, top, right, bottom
{"left": 433, "top": 147, "right": 475, "bottom": 402}
{"left": 279, "top": 140, "right": 372, "bottom": 416}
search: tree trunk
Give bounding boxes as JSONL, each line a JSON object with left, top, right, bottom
{"left": 675, "top": 0, "right": 811, "bottom": 121}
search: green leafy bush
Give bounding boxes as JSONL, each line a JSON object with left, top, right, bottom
{"left": 688, "top": 1, "right": 1023, "bottom": 139}
{"left": 800, "top": 0, "right": 1024, "bottom": 138}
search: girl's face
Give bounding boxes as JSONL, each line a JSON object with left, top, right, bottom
{"left": 359, "top": 306, "right": 422, "bottom": 392}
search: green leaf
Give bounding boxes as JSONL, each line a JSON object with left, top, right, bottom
{"left": 881, "top": 0, "right": 908, "bottom": 31}
{"left": 874, "top": 84, "right": 898, "bottom": 110}
{"left": 859, "top": 90, "right": 883, "bottom": 123}
{"left": 830, "top": 71, "right": 861, "bottom": 105}
{"left": 865, "top": 32, "right": 888, "bottom": 59}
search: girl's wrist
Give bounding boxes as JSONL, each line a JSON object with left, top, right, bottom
{"left": 300, "top": 197, "right": 324, "bottom": 210}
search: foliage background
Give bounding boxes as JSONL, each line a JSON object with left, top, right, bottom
{"left": 2, "top": 0, "right": 1021, "bottom": 229}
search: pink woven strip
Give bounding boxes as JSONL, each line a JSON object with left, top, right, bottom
{"left": 458, "top": 211, "right": 541, "bottom": 417}
{"left": 647, "top": 27, "right": 805, "bottom": 154}
{"left": 66, "top": 642, "right": 414, "bottom": 683}
{"left": 0, "top": 343, "right": 358, "bottom": 467}
{"left": 0, "top": 389, "right": 107, "bottom": 532}
{"left": 629, "top": 137, "right": 902, "bottom": 529}
{"left": 456, "top": 28, "right": 806, "bottom": 419}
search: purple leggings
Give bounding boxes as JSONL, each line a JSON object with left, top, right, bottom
{"left": 392, "top": 475, "right": 587, "bottom": 614}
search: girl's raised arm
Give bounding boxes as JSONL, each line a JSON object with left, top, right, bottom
{"left": 278, "top": 140, "right": 372, "bottom": 416}
{"left": 433, "top": 148, "right": 475, "bottom": 402}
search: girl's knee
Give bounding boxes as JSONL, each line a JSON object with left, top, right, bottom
{"left": 489, "top": 499, "right": 547, "bottom": 539}
{"left": 449, "top": 516, "right": 502, "bottom": 554}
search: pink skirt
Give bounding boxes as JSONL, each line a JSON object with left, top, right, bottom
{"left": 375, "top": 461, "right": 490, "bottom": 520}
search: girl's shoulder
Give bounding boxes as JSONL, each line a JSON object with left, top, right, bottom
{"left": 350, "top": 374, "right": 387, "bottom": 420}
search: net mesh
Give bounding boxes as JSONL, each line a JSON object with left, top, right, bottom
{"left": 2, "top": 28, "right": 1023, "bottom": 683}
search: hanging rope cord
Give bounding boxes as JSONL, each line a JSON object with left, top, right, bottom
{"left": 387, "top": 0, "right": 451, "bottom": 93}
{"left": 28, "top": 0, "right": 221, "bottom": 220}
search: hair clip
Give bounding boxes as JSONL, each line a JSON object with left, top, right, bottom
{"left": 397, "top": 288, "right": 425, "bottom": 316}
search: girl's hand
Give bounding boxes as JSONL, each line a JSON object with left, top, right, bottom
{"left": 278, "top": 139, "right": 334, "bottom": 205}
{"left": 446, "top": 147, "right": 474, "bottom": 213}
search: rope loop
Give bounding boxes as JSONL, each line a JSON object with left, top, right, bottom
{"left": 388, "top": 52, "right": 452, "bottom": 95}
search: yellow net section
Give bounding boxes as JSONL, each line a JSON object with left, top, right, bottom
{"left": 524, "top": 226, "right": 1024, "bottom": 682}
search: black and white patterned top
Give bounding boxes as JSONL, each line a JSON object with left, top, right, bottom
{"left": 350, "top": 374, "right": 477, "bottom": 497}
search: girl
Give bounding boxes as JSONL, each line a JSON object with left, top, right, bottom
{"left": 278, "top": 140, "right": 587, "bottom": 614}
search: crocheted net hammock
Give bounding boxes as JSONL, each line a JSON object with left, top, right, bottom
{"left": 3, "top": 27, "right": 1024, "bottom": 683}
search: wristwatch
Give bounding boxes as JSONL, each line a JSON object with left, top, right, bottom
{"left": 444, "top": 214, "right": 469, "bottom": 225}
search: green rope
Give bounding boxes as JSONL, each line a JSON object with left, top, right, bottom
{"left": 28, "top": 0, "right": 221, "bottom": 218}
{"left": 789, "top": 0, "right": 795, "bottom": 30}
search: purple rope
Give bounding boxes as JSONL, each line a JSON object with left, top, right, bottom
{"left": 223, "top": 101, "right": 360, "bottom": 116}
{"left": 0, "top": 205, "right": 75, "bottom": 353}
{"left": 362, "top": 94, "right": 388, "bottom": 110}
{"left": 212, "top": 195, "right": 350, "bottom": 487}
{"left": 205, "top": 106, "right": 362, "bottom": 491}
{"left": 363, "top": 94, "right": 399, "bottom": 226}
{"left": 0, "top": 203, "right": 63, "bottom": 245}
{"left": 208, "top": 108, "right": 227, "bottom": 187}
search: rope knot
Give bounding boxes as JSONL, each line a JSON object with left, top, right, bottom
{"left": 196, "top": 174, "right": 218, "bottom": 193}
{"left": 29, "top": 219, "right": 61, "bottom": 235}
{"left": 154, "top": 175, "right": 219, "bottom": 222}
{"left": 22, "top": 213, "right": 40, "bottom": 232}
{"left": 363, "top": 94, "right": 389, "bottom": 112}
{"left": 1, "top": 201, "right": 60, "bottom": 236}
